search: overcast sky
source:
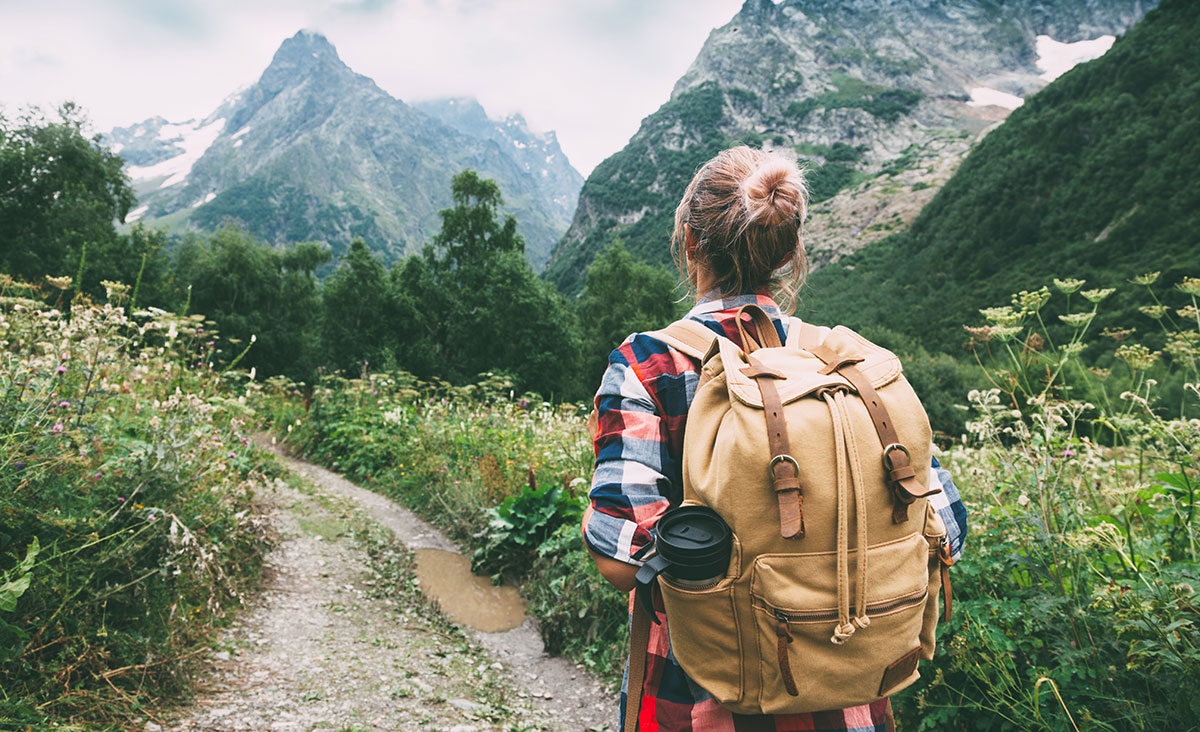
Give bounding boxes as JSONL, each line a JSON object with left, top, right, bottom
{"left": 0, "top": 0, "right": 747, "bottom": 174}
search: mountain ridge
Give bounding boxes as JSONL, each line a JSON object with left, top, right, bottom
{"left": 544, "top": 0, "right": 1155, "bottom": 293}
{"left": 106, "top": 31, "right": 582, "bottom": 266}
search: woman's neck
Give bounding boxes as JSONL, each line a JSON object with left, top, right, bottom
{"left": 693, "top": 267, "right": 718, "bottom": 303}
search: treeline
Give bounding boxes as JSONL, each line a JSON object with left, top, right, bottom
{"left": 0, "top": 106, "right": 680, "bottom": 401}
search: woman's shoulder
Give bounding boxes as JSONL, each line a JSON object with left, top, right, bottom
{"left": 607, "top": 329, "right": 705, "bottom": 381}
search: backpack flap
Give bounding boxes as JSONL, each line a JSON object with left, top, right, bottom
{"left": 722, "top": 339, "right": 852, "bottom": 408}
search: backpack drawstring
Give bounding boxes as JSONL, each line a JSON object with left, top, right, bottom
{"left": 825, "top": 390, "right": 870, "bottom": 645}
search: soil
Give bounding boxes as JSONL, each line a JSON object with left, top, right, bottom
{"left": 158, "top": 441, "right": 616, "bottom": 732}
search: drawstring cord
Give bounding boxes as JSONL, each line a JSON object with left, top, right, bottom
{"left": 825, "top": 390, "right": 870, "bottom": 645}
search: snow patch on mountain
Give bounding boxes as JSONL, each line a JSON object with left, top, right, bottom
{"left": 127, "top": 117, "right": 226, "bottom": 188}
{"left": 968, "top": 87, "right": 1024, "bottom": 110}
{"left": 1036, "top": 35, "right": 1116, "bottom": 81}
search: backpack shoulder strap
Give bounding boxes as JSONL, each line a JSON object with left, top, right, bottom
{"left": 645, "top": 319, "right": 720, "bottom": 360}
{"left": 785, "top": 316, "right": 824, "bottom": 350}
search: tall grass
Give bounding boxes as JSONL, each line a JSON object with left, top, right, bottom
{"left": 0, "top": 275, "right": 274, "bottom": 728}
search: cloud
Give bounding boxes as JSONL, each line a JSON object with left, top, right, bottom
{"left": 0, "top": 0, "right": 744, "bottom": 174}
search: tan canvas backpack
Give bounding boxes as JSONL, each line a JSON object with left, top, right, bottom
{"left": 624, "top": 305, "right": 954, "bottom": 730}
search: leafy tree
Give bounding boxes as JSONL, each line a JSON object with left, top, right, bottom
{"left": 0, "top": 104, "right": 134, "bottom": 284}
{"left": 403, "top": 170, "right": 581, "bottom": 397}
{"left": 431, "top": 169, "right": 523, "bottom": 268}
{"left": 577, "top": 240, "right": 682, "bottom": 388}
{"left": 321, "top": 238, "right": 396, "bottom": 374}
{"left": 176, "top": 225, "right": 328, "bottom": 379}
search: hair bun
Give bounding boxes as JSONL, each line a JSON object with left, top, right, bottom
{"left": 742, "top": 157, "right": 805, "bottom": 227}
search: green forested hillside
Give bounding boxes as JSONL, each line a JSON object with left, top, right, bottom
{"left": 544, "top": 0, "right": 1155, "bottom": 295}
{"left": 802, "top": 0, "right": 1200, "bottom": 355}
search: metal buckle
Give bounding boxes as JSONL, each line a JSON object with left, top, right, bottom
{"left": 769, "top": 454, "right": 800, "bottom": 477}
{"left": 881, "top": 443, "right": 911, "bottom": 470}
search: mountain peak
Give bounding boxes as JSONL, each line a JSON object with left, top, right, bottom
{"left": 265, "top": 30, "right": 346, "bottom": 77}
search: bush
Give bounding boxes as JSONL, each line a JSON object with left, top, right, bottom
{"left": 0, "top": 277, "right": 273, "bottom": 727}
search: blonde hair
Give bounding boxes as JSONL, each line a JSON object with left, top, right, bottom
{"left": 671, "top": 146, "right": 808, "bottom": 312}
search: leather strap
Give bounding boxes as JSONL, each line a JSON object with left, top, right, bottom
{"left": 775, "top": 620, "right": 799, "bottom": 696}
{"left": 745, "top": 354, "right": 804, "bottom": 538}
{"left": 735, "top": 304, "right": 781, "bottom": 351}
{"left": 885, "top": 698, "right": 897, "bottom": 732}
{"left": 939, "top": 541, "right": 954, "bottom": 623}
{"left": 624, "top": 597, "right": 652, "bottom": 732}
{"left": 802, "top": 342, "right": 939, "bottom": 523}
{"left": 792, "top": 319, "right": 824, "bottom": 351}
{"left": 647, "top": 319, "right": 720, "bottom": 360}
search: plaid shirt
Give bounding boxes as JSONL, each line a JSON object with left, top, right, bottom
{"left": 584, "top": 293, "right": 968, "bottom": 732}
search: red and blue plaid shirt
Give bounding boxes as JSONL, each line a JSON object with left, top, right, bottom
{"left": 584, "top": 292, "right": 967, "bottom": 732}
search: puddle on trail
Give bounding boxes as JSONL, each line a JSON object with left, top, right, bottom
{"left": 413, "top": 549, "right": 527, "bottom": 633}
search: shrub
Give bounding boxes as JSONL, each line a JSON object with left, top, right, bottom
{"left": 0, "top": 276, "right": 273, "bottom": 726}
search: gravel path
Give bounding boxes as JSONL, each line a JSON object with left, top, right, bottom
{"left": 160, "top": 442, "right": 616, "bottom": 732}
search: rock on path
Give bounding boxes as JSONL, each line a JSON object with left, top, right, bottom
{"left": 163, "top": 442, "right": 616, "bottom": 732}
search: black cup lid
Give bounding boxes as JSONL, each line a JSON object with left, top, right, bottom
{"left": 657, "top": 506, "right": 731, "bottom": 565}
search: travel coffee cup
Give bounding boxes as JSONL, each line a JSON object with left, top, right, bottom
{"left": 634, "top": 505, "right": 732, "bottom": 622}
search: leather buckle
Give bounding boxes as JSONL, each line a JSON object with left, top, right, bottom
{"left": 769, "top": 454, "right": 800, "bottom": 477}
{"left": 881, "top": 443, "right": 911, "bottom": 471}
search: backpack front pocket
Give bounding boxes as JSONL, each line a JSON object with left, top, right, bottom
{"left": 749, "top": 532, "right": 930, "bottom": 713}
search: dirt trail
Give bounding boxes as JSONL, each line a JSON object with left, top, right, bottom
{"left": 161, "top": 442, "right": 615, "bottom": 732}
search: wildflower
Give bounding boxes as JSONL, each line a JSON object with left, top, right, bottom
{"left": 1063, "top": 449, "right": 1076, "bottom": 458}
{"left": 1053, "top": 277, "right": 1085, "bottom": 295}
{"left": 1116, "top": 344, "right": 1159, "bottom": 371}
{"left": 1130, "top": 271, "right": 1160, "bottom": 286}
{"left": 991, "top": 326, "right": 1024, "bottom": 342}
{"left": 1101, "top": 327, "right": 1136, "bottom": 341}
{"left": 979, "top": 306, "right": 1021, "bottom": 325}
{"left": 1179, "top": 305, "right": 1199, "bottom": 321}
{"left": 117, "top": 496, "right": 126, "bottom": 502}
{"left": 51, "top": 423, "right": 64, "bottom": 433}
{"left": 93, "top": 472, "right": 102, "bottom": 480}
{"left": 56, "top": 365, "right": 67, "bottom": 374}
{"left": 1058, "top": 312, "right": 1095, "bottom": 329}
{"left": 1138, "top": 305, "right": 1168, "bottom": 320}
{"left": 1012, "top": 287, "right": 1051, "bottom": 314}
{"left": 1081, "top": 288, "right": 1115, "bottom": 303}
{"left": 963, "top": 325, "right": 995, "bottom": 345}
{"left": 1177, "top": 277, "right": 1200, "bottom": 297}
{"left": 59, "top": 400, "right": 70, "bottom": 407}
{"left": 45, "top": 275, "right": 73, "bottom": 290}
{"left": 1017, "top": 493, "right": 1030, "bottom": 507}
{"left": 101, "top": 280, "right": 130, "bottom": 301}
{"left": 148, "top": 514, "right": 158, "bottom": 521}
{"left": 228, "top": 451, "right": 236, "bottom": 459}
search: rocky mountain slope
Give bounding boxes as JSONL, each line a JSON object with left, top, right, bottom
{"left": 544, "top": 0, "right": 1155, "bottom": 292}
{"left": 802, "top": 0, "right": 1198, "bottom": 355}
{"left": 106, "top": 31, "right": 582, "bottom": 266}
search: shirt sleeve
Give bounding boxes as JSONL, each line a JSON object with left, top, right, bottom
{"left": 927, "top": 455, "right": 967, "bottom": 562}
{"left": 582, "top": 343, "right": 674, "bottom": 567}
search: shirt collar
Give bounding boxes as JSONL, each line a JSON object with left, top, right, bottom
{"left": 684, "top": 290, "right": 784, "bottom": 320}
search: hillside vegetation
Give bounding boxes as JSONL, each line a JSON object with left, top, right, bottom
{"left": 802, "top": 0, "right": 1200, "bottom": 358}
{"left": 0, "top": 284, "right": 273, "bottom": 727}
{"left": 544, "top": 0, "right": 1154, "bottom": 294}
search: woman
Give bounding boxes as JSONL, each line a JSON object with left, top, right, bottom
{"left": 581, "top": 146, "right": 967, "bottom": 732}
